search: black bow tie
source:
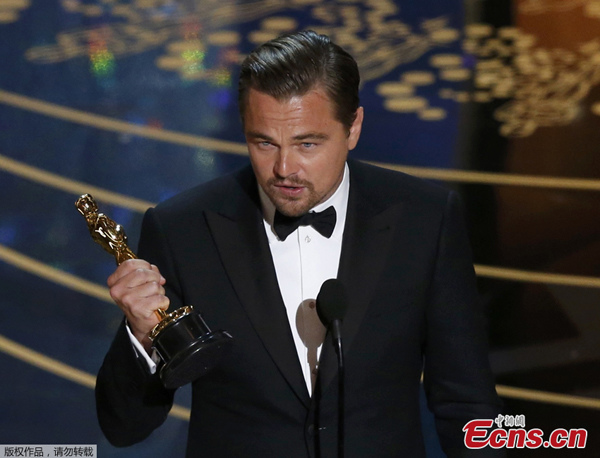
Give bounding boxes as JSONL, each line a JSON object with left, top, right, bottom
{"left": 273, "top": 206, "right": 337, "bottom": 241}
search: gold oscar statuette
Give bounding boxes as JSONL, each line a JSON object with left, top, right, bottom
{"left": 76, "top": 194, "right": 232, "bottom": 388}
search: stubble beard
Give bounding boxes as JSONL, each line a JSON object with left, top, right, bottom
{"left": 265, "top": 177, "right": 319, "bottom": 217}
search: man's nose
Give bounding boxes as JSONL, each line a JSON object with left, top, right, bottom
{"left": 273, "top": 149, "right": 298, "bottom": 178}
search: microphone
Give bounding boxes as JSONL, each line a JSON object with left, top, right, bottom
{"left": 316, "top": 278, "right": 348, "bottom": 348}
{"left": 316, "top": 279, "right": 348, "bottom": 458}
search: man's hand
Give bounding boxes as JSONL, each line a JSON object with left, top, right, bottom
{"left": 107, "top": 259, "right": 170, "bottom": 353}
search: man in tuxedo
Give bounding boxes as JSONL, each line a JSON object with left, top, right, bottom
{"left": 96, "top": 30, "right": 503, "bottom": 457}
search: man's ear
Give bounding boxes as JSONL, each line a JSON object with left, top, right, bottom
{"left": 347, "top": 107, "right": 364, "bottom": 151}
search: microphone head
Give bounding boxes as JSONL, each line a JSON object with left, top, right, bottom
{"left": 316, "top": 279, "right": 348, "bottom": 327}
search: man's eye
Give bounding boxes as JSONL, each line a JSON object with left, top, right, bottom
{"left": 301, "top": 142, "right": 315, "bottom": 148}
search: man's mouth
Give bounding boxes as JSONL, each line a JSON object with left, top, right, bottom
{"left": 273, "top": 183, "right": 305, "bottom": 197}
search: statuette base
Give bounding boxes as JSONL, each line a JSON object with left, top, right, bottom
{"left": 152, "top": 310, "right": 233, "bottom": 389}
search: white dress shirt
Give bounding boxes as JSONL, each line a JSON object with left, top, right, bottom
{"left": 259, "top": 163, "right": 349, "bottom": 395}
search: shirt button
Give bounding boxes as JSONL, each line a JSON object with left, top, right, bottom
{"left": 305, "top": 235, "right": 311, "bottom": 243}
{"left": 309, "top": 301, "right": 316, "bottom": 309}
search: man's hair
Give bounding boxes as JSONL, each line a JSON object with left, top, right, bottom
{"left": 238, "top": 30, "right": 360, "bottom": 130}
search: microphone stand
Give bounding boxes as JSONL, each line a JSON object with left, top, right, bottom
{"left": 316, "top": 279, "right": 348, "bottom": 458}
{"left": 332, "top": 320, "right": 344, "bottom": 458}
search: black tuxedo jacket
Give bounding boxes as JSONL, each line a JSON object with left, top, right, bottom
{"left": 96, "top": 160, "right": 503, "bottom": 457}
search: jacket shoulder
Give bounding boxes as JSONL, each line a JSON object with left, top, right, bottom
{"left": 348, "top": 160, "right": 452, "bottom": 210}
{"left": 150, "top": 164, "right": 256, "bottom": 218}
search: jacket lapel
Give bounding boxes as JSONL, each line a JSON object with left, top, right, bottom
{"left": 317, "top": 162, "right": 403, "bottom": 394}
{"left": 204, "top": 167, "right": 311, "bottom": 407}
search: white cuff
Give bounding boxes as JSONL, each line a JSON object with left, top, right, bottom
{"left": 125, "top": 321, "right": 159, "bottom": 374}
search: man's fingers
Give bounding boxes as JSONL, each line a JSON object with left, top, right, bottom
{"left": 131, "top": 280, "right": 167, "bottom": 301}
{"left": 107, "top": 259, "right": 154, "bottom": 287}
{"left": 109, "top": 267, "right": 163, "bottom": 291}
{"left": 111, "top": 279, "right": 168, "bottom": 306}
{"left": 148, "top": 264, "right": 167, "bottom": 284}
{"left": 119, "top": 290, "right": 170, "bottom": 321}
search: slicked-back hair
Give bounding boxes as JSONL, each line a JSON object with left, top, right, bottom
{"left": 238, "top": 30, "right": 360, "bottom": 131}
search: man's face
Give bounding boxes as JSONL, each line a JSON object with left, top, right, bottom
{"left": 243, "top": 88, "right": 363, "bottom": 217}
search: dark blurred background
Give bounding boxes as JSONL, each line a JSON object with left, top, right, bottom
{"left": 1, "top": 0, "right": 599, "bottom": 456}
